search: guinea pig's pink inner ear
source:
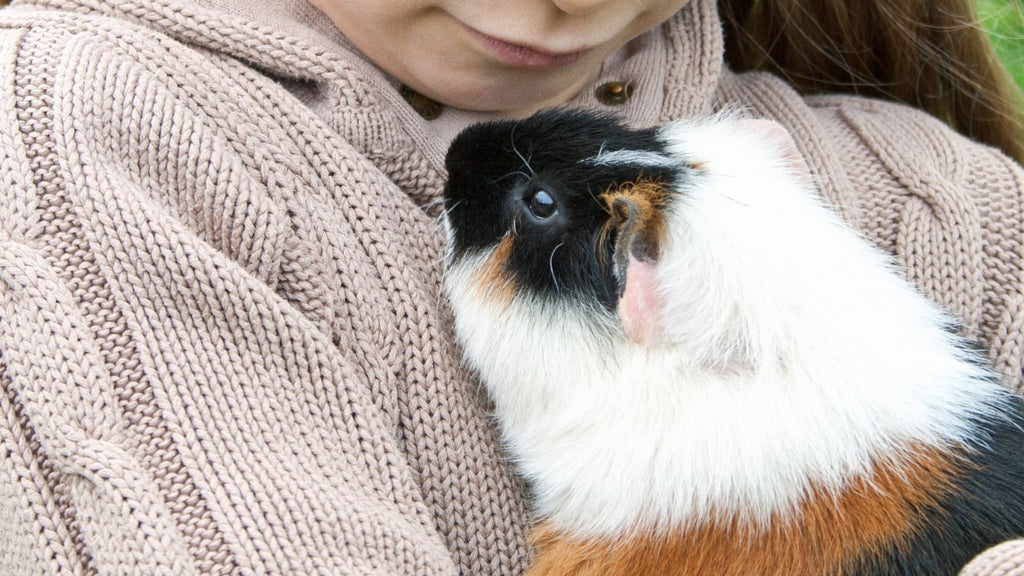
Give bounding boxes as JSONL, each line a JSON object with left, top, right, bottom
{"left": 618, "top": 254, "right": 662, "bottom": 345}
{"left": 602, "top": 186, "right": 667, "bottom": 346}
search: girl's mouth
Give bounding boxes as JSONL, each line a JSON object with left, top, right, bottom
{"left": 466, "top": 27, "right": 590, "bottom": 69}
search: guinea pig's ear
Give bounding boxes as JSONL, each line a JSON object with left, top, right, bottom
{"left": 609, "top": 196, "right": 659, "bottom": 290}
{"left": 605, "top": 190, "right": 666, "bottom": 345}
{"left": 737, "top": 118, "right": 813, "bottom": 185}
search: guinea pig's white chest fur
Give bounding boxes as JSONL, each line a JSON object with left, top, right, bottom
{"left": 441, "top": 111, "right": 1024, "bottom": 576}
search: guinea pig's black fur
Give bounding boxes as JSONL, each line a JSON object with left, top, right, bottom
{"left": 444, "top": 110, "right": 682, "bottom": 313}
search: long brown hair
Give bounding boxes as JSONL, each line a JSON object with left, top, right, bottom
{"left": 719, "top": 0, "right": 1024, "bottom": 164}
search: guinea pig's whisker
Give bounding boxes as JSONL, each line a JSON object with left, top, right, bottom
{"left": 440, "top": 199, "right": 463, "bottom": 219}
{"left": 490, "top": 170, "right": 533, "bottom": 186}
{"left": 423, "top": 196, "right": 447, "bottom": 215}
{"left": 720, "top": 192, "right": 753, "bottom": 208}
{"left": 427, "top": 248, "right": 452, "bottom": 269}
{"left": 510, "top": 123, "right": 536, "bottom": 177}
{"left": 515, "top": 148, "right": 535, "bottom": 177}
{"left": 549, "top": 242, "right": 564, "bottom": 293}
{"left": 434, "top": 199, "right": 463, "bottom": 229}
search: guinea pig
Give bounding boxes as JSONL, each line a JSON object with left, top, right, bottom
{"left": 441, "top": 109, "right": 1024, "bottom": 576}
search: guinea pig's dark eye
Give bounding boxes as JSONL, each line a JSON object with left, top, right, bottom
{"left": 527, "top": 189, "right": 558, "bottom": 220}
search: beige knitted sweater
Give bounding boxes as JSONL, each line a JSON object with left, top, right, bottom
{"left": 0, "top": 0, "right": 1022, "bottom": 574}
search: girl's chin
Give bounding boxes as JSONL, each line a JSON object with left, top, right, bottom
{"left": 430, "top": 76, "right": 595, "bottom": 117}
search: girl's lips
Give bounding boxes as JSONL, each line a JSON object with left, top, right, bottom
{"left": 466, "top": 27, "right": 589, "bottom": 69}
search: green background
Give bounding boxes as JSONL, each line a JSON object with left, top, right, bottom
{"left": 979, "top": 0, "right": 1024, "bottom": 94}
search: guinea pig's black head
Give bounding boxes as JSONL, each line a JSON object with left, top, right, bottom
{"left": 443, "top": 110, "right": 682, "bottom": 313}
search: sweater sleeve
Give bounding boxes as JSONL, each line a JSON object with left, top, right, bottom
{"left": 0, "top": 14, "right": 470, "bottom": 575}
{"left": 961, "top": 539, "right": 1024, "bottom": 576}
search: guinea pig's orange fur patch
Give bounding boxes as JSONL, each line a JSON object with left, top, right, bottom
{"left": 599, "top": 180, "right": 670, "bottom": 261}
{"left": 525, "top": 446, "right": 962, "bottom": 576}
{"left": 472, "top": 233, "right": 517, "bottom": 306}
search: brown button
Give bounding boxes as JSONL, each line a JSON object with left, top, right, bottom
{"left": 400, "top": 85, "right": 443, "bottom": 120}
{"left": 595, "top": 81, "right": 635, "bottom": 106}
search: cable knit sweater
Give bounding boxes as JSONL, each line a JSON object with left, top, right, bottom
{"left": 0, "top": 0, "right": 1021, "bottom": 574}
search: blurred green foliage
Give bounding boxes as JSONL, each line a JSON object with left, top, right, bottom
{"left": 979, "top": 0, "right": 1024, "bottom": 95}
